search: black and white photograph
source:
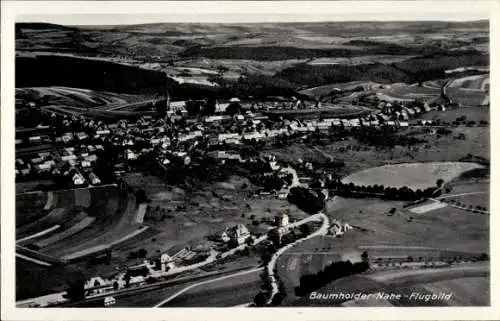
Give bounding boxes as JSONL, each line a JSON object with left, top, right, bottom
{"left": 1, "top": 0, "right": 498, "bottom": 318}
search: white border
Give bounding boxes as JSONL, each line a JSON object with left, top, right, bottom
{"left": 2, "top": 1, "right": 499, "bottom": 320}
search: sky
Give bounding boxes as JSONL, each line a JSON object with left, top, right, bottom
{"left": 13, "top": 1, "right": 491, "bottom": 26}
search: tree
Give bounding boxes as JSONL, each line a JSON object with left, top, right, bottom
{"left": 253, "top": 292, "right": 269, "bottom": 307}
{"left": 436, "top": 178, "right": 444, "bottom": 188}
{"left": 361, "top": 251, "right": 369, "bottom": 263}
{"left": 66, "top": 269, "right": 87, "bottom": 302}
{"left": 299, "top": 224, "right": 311, "bottom": 236}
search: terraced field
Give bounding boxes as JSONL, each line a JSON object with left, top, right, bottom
{"left": 16, "top": 86, "right": 149, "bottom": 110}
{"left": 15, "top": 186, "right": 158, "bottom": 262}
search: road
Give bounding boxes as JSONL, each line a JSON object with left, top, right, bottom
{"left": 266, "top": 212, "right": 330, "bottom": 304}
{"left": 155, "top": 268, "right": 263, "bottom": 307}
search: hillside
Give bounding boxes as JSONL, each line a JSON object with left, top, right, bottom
{"left": 16, "top": 21, "right": 489, "bottom": 60}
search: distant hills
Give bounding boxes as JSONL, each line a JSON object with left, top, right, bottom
{"left": 15, "top": 20, "right": 489, "bottom": 98}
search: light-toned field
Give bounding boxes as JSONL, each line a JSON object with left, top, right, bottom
{"left": 409, "top": 200, "right": 448, "bottom": 214}
{"left": 448, "top": 74, "right": 489, "bottom": 91}
{"left": 422, "top": 276, "right": 489, "bottom": 306}
{"left": 341, "top": 162, "right": 484, "bottom": 190}
{"left": 324, "top": 194, "right": 488, "bottom": 254}
{"left": 288, "top": 263, "right": 489, "bottom": 306}
{"left": 380, "top": 83, "right": 440, "bottom": 101}
{"left": 446, "top": 87, "right": 489, "bottom": 106}
{"left": 307, "top": 55, "right": 413, "bottom": 66}
{"left": 15, "top": 86, "right": 149, "bottom": 110}
{"left": 122, "top": 173, "right": 306, "bottom": 256}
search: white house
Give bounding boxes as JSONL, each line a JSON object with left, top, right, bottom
{"left": 222, "top": 224, "right": 251, "bottom": 245}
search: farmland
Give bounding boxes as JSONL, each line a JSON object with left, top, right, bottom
{"left": 13, "top": 18, "right": 490, "bottom": 308}
{"left": 340, "top": 162, "right": 484, "bottom": 190}
{"left": 287, "top": 263, "right": 489, "bottom": 306}
{"left": 448, "top": 74, "right": 489, "bottom": 91}
{"left": 325, "top": 193, "right": 488, "bottom": 254}
{"left": 122, "top": 172, "right": 308, "bottom": 253}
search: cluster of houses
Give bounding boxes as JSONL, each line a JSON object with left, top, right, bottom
{"left": 16, "top": 144, "right": 103, "bottom": 186}
{"left": 16, "top": 95, "right": 448, "bottom": 188}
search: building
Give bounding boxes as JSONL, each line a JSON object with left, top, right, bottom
{"left": 221, "top": 224, "right": 251, "bottom": 245}
{"left": 275, "top": 213, "right": 289, "bottom": 227}
{"left": 89, "top": 172, "right": 101, "bottom": 185}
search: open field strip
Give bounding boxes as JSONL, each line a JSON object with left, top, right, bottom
{"left": 43, "top": 192, "right": 55, "bottom": 210}
{"left": 154, "top": 268, "right": 262, "bottom": 307}
{"left": 448, "top": 74, "right": 489, "bottom": 91}
{"left": 17, "top": 225, "right": 61, "bottom": 244}
{"left": 109, "top": 226, "right": 150, "bottom": 246}
{"left": 34, "top": 217, "right": 96, "bottom": 248}
{"left": 17, "top": 207, "right": 70, "bottom": 238}
{"left": 60, "top": 226, "right": 150, "bottom": 261}
{"left": 61, "top": 244, "right": 109, "bottom": 261}
{"left": 431, "top": 200, "right": 489, "bottom": 215}
{"left": 16, "top": 253, "right": 51, "bottom": 267}
{"left": 16, "top": 184, "right": 118, "bottom": 196}
{"left": 135, "top": 204, "right": 148, "bottom": 223}
{"left": 409, "top": 201, "right": 448, "bottom": 214}
{"left": 422, "top": 276, "right": 489, "bottom": 306}
{"left": 438, "top": 191, "right": 489, "bottom": 199}
{"left": 358, "top": 245, "right": 442, "bottom": 250}
{"left": 341, "top": 162, "right": 485, "bottom": 190}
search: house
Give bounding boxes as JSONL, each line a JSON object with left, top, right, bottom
{"left": 275, "top": 213, "right": 289, "bottom": 227}
{"left": 96, "top": 129, "right": 111, "bottom": 136}
{"left": 61, "top": 155, "right": 77, "bottom": 161}
{"left": 89, "top": 172, "right": 101, "bottom": 185}
{"left": 28, "top": 136, "right": 42, "bottom": 144}
{"left": 124, "top": 149, "right": 137, "bottom": 160}
{"left": 70, "top": 170, "right": 86, "bottom": 186}
{"left": 75, "top": 132, "right": 88, "bottom": 141}
{"left": 222, "top": 224, "right": 251, "bottom": 245}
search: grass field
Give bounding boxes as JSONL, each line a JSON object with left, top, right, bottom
{"left": 265, "top": 124, "right": 489, "bottom": 179}
{"left": 324, "top": 193, "right": 488, "bottom": 254}
{"left": 122, "top": 172, "right": 307, "bottom": 256}
{"left": 420, "top": 106, "right": 489, "bottom": 123}
{"left": 288, "top": 263, "right": 489, "bottom": 306}
{"left": 341, "top": 162, "right": 484, "bottom": 189}
{"left": 448, "top": 74, "right": 489, "bottom": 91}
{"left": 16, "top": 87, "right": 149, "bottom": 110}
{"left": 447, "top": 89, "right": 489, "bottom": 107}
{"left": 379, "top": 83, "right": 440, "bottom": 101}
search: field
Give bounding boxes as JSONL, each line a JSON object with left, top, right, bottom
{"left": 16, "top": 21, "right": 488, "bottom": 101}
{"left": 324, "top": 193, "right": 488, "bottom": 254}
{"left": 264, "top": 105, "right": 372, "bottom": 119}
{"left": 445, "top": 73, "right": 489, "bottom": 106}
{"left": 448, "top": 74, "right": 489, "bottom": 91}
{"left": 446, "top": 87, "right": 489, "bottom": 106}
{"left": 122, "top": 172, "right": 309, "bottom": 254}
{"left": 287, "top": 263, "right": 489, "bottom": 306}
{"left": 341, "top": 162, "right": 484, "bottom": 189}
{"left": 420, "top": 106, "right": 489, "bottom": 123}
{"left": 378, "top": 83, "right": 441, "bottom": 102}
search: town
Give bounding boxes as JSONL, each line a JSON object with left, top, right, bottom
{"left": 13, "top": 16, "right": 490, "bottom": 309}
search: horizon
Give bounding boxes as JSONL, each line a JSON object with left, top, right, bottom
{"left": 12, "top": 1, "right": 491, "bottom": 26}
{"left": 16, "top": 18, "right": 490, "bottom": 28}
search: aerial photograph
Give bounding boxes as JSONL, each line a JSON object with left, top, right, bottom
{"left": 13, "top": 8, "right": 490, "bottom": 308}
